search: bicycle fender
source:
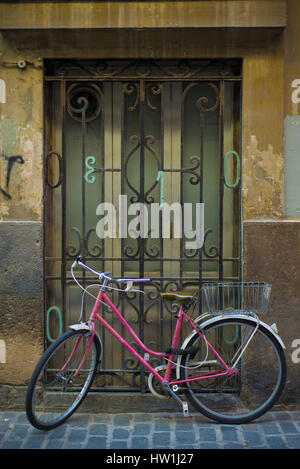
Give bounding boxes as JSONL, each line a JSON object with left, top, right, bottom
{"left": 68, "top": 323, "right": 103, "bottom": 362}
{"left": 181, "top": 314, "right": 286, "bottom": 349}
{"left": 69, "top": 323, "right": 91, "bottom": 332}
{"left": 176, "top": 313, "right": 286, "bottom": 379}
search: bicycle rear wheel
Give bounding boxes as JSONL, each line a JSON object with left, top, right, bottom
{"left": 179, "top": 317, "right": 286, "bottom": 424}
{"left": 26, "top": 329, "right": 101, "bottom": 430}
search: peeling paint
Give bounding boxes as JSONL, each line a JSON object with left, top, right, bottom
{"left": 0, "top": 118, "right": 19, "bottom": 155}
{"left": 17, "top": 125, "right": 43, "bottom": 219}
{"left": 284, "top": 115, "right": 300, "bottom": 217}
{"left": 0, "top": 339, "right": 5, "bottom": 363}
{"left": 0, "top": 35, "right": 43, "bottom": 221}
{"left": 0, "top": 79, "right": 5, "bottom": 103}
{"left": 242, "top": 135, "right": 283, "bottom": 219}
{"left": 24, "top": 86, "right": 33, "bottom": 125}
{"left": 0, "top": 122, "right": 43, "bottom": 220}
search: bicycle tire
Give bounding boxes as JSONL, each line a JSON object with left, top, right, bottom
{"left": 26, "top": 329, "right": 101, "bottom": 430}
{"left": 179, "top": 317, "right": 286, "bottom": 424}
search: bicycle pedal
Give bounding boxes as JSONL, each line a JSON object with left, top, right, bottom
{"left": 182, "top": 401, "right": 189, "bottom": 417}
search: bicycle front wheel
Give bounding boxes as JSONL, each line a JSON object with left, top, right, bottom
{"left": 179, "top": 317, "right": 286, "bottom": 424}
{"left": 26, "top": 329, "right": 101, "bottom": 430}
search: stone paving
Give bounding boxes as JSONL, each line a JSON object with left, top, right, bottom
{"left": 1, "top": 410, "right": 300, "bottom": 450}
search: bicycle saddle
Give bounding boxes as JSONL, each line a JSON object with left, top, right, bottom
{"left": 160, "top": 290, "right": 197, "bottom": 305}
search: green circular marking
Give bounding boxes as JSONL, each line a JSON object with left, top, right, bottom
{"left": 46, "top": 306, "right": 63, "bottom": 342}
{"left": 224, "top": 151, "right": 240, "bottom": 188}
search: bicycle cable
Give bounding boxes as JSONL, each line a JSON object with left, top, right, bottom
{"left": 71, "top": 264, "right": 111, "bottom": 311}
{"left": 71, "top": 264, "right": 145, "bottom": 320}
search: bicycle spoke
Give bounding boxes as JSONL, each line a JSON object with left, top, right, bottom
{"left": 26, "top": 330, "right": 100, "bottom": 430}
{"left": 180, "top": 318, "right": 286, "bottom": 424}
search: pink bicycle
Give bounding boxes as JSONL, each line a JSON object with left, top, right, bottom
{"left": 26, "top": 258, "right": 286, "bottom": 430}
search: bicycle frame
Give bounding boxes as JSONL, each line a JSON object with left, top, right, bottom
{"left": 70, "top": 285, "right": 236, "bottom": 388}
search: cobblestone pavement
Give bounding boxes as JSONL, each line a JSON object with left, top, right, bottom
{"left": 1, "top": 410, "right": 300, "bottom": 451}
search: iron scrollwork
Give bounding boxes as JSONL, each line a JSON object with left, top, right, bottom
{"left": 49, "top": 59, "right": 240, "bottom": 80}
{"left": 66, "top": 227, "right": 102, "bottom": 258}
{"left": 66, "top": 83, "right": 103, "bottom": 122}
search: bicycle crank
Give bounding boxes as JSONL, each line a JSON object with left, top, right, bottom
{"left": 162, "top": 382, "right": 189, "bottom": 417}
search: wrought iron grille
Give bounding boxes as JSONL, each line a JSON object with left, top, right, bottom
{"left": 44, "top": 59, "right": 242, "bottom": 391}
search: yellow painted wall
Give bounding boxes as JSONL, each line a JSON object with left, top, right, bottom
{"left": 1, "top": 0, "right": 300, "bottom": 408}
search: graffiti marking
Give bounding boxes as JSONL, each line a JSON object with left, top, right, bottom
{"left": 0, "top": 153, "right": 24, "bottom": 199}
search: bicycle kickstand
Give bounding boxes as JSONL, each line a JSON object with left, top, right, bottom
{"left": 162, "top": 382, "right": 189, "bottom": 417}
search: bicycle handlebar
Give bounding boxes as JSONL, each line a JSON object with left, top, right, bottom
{"left": 74, "top": 257, "right": 151, "bottom": 284}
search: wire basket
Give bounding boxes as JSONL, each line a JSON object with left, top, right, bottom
{"left": 202, "top": 282, "right": 272, "bottom": 316}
